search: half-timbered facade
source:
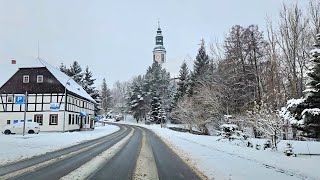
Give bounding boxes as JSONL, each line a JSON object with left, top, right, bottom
{"left": 0, "top": 58, "right": 95, "bottom": 132}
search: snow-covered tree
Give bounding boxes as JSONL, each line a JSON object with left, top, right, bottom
{"left": 81, "top": 66, "right": 101, "bottom": 115}
{"left": 59, "top": 62, "right": 101, "bottom": 115}
{"left": 247, "top": 102, "right": 284, "bottom": 147}
{"left": 172, "top": 83, "right": 224, "bottom": 134}
{"left": 150, "top": 92, "right": 162, "bottom": 124}
{"left": 302, "top": 33, "right": 320, "bottom": 138}
{"left": 127, "top": 76, "right": 147, "bottom": 123}
{"left": 68, "top": 61, "right": 83, "bottom": 84}
{"left": 188, "top": 39, "right": 211, "bottom": 96}
{"left": 101, "top": 78, "right": 112, "bottom": 115}
{"left": 127, "top": 62, "right": 171, "bottom": 125}
{"left": 59, "top": 63, "right": 72, "bottom": 76}
{"left": 284, "top": 33, "right": 320, "bottom": 138}
{"left": 173, "top": 61, "right": 189, "bottom": 105}
{"left": 82, "top": 66, "right": 95, "bottom": 92}
{"left": 111, "top": 81, "right": 129, "bottom": 113}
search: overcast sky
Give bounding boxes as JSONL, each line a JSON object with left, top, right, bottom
{"left": 0, "top": 0, "right": 308, "bottom": 87}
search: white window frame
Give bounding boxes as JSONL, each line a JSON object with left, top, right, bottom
{"left": 23, "top": 75, "right": 29, "bottom": 83}
{"left": 37, "top": 75, "right": 43, "bottom": 83}
{"left": 34, "top": 114, "right": 43, "bottom": 125}
{"left": 49, "top": 114, "right": 58, "bottom": 125}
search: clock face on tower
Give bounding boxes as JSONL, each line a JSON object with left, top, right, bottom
{"left": 155, "top": 54, "right": 161, "bottom": 61}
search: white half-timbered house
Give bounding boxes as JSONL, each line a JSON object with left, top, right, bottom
{"left": 0, "top": 58, "right": 96, "bottom": 132}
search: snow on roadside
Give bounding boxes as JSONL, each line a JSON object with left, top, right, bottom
{"left": 119, "top": 118, "right": 320, "bottom": 180}
{"left": 0, "top": 125, "right": 119, "bottom": 166}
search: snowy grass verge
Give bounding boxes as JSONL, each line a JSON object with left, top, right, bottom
{"left": 119, "top": 117, "right": 320, "bottom": 180}
{"left": 0, "top": 125, "right": 120, "bottom": 166}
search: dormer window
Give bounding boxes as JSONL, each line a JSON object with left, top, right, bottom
{"left": 23, "top": 75, "right": 29, "bottom": 83}
{"left": 37, "top": 75, "right": 43, "bottom": 83}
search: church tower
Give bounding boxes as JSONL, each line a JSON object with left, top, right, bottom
{"left": 153, "top": 22, "right": 166, "bottom": 64}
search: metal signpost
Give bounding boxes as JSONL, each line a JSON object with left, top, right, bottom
{"left": 15, "top": 93, "right": 27, "bottom": 136}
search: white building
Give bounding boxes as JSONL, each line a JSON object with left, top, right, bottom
{"left": 0, "top": 58, "right": 96, "bottom": 132}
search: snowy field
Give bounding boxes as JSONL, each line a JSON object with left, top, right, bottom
{"left": 0, "top": 125, "right": 119, "bottom": 166}
{"left": 119, "top": 116, "right": 320, "bottom": 180}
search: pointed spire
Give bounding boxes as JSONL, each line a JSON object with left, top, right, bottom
{"left": 37, "top": 40, "right": 40, "bottom": 59}
{"left": 158, "top": 18, "right": 160, "bottom": 29}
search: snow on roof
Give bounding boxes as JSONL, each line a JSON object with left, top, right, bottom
{"left": 38, "top": 58, "right": 96, "bottom": 103}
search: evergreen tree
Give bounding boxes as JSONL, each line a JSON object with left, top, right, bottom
{"left": 175, "top": 61, "right": 190, "bottom": 102}
{"left": 69, "top": 61, "right": 83, "bottom": 84}
{"left": 189, "top": 39, "right": 211, "bottom": 96}
{"left": 128, "top": 76, "right": 147, "bottom": 123}
{"left": 127, "top": 62, "right": 170, "bottom": 124}
{"left": 101, "top": 78, "right": 112, "bottom": 114}
{"left": 290, "top": 33, "right": 320, "bottom": 138}
{"left": 82, "top": 66, "right": 95, "bottom": 92}
{"left": 82, "top": 67, "right": 101, "bottom": 115}
{"left": 59, "top": 62, "right": 101, "bottom": 115}
{"left": 59, "top": 63, "right": 72, "bottom": 76}
{"left": 150, "top": 92, "right": 161, "bottom": 124}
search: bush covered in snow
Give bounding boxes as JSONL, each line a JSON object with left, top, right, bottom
{"left": 217, "top": 124, "right": 249, "bottom": 141}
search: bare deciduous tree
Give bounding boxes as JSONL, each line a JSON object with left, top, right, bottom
{"left": 278, "top": 3, "right": 309, "bottom": 98}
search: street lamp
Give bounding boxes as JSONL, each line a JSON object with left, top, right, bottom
{"left": 63, "top": 76, "right": 74, "bottom": 133}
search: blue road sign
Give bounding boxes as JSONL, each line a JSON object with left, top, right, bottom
{"left": 15, "top": 96, "right": 25, "bottom": 104}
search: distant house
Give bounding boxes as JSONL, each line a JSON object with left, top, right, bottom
{"left": 0, "top": 58, "right": 96, "bottom": 132}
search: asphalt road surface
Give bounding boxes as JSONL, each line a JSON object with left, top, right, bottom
{"left": 0, "top": 123, "right": 203, "bottom": 180}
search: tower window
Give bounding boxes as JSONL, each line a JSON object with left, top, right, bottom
{"left": 37, "top": 75, "right": 43, "bottom": 83}
{"left": 23, "top": 75, "right": 29, "bottom": 83}
{"left": 161, "top": 54, "right": 164, "bottom": 62}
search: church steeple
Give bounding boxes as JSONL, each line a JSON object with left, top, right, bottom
{"left": 153, "top": 20, "right": 166, "bottom": 64}
{"left": 155, "top": 21, "right": 163, "bottom": 46}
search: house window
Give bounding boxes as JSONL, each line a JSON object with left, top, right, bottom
{"left": 49, "top": 114, "right": 58, "bottom": 125}
{"left": 34, "top": 114, "right": 43, "bottom": 125}
{"left": 69, "top": 114, "right": 71, "bottom": 125}
{"left": 37, "top": 75, "right": 43, "bottom": 83}
{"left": 76, "top": 115, "right": 79, "bottom": 124}
{"left": 23, "top": 75, "right": 29, "bottom": 83}
{"left": 72, "top": 114, "right": 75, "bottom": 124}
{"left": 7, "top": 120, "right": 10, "bottom": 124}
{"left": 7, "top": 96, "right": 13, "bottom": 103}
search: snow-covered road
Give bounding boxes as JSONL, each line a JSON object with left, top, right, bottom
{"left": 119, "top": 119, "right": 320, "bottom": 180}
{"left": 0, "top": 125, "right": 119, "bottom": 166}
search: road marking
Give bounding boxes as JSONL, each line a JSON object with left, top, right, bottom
{"left": 0, "top": 127, "right": 128, "bottom": 179}
{"left": 60, "top": 127, "right": 135, "bottom": 180}
{"left": 133, "top": 127, "right": 159, "bottom": 180}
{"left": 0, "top": 139, "right": 105, "bottom": 179}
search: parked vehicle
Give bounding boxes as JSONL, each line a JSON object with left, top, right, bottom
{"left": 2, "top": 122, "right": 40, "bottom": 135}
{"left": 114, "top": 114, "right": 124, "bottom": 121}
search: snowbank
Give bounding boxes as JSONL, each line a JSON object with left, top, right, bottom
{"left": 0, "top": 125, "right": 119, "bottom": 165}
{"left": 120, "top": 118, "right": 320, "bottom": 180}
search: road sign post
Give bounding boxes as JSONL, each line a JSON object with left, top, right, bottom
{"left": 15, "top": 93, "right": 27, "bottom": 136}
{"left": 23, "top": 92, "right": 27, "bottom": 136}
